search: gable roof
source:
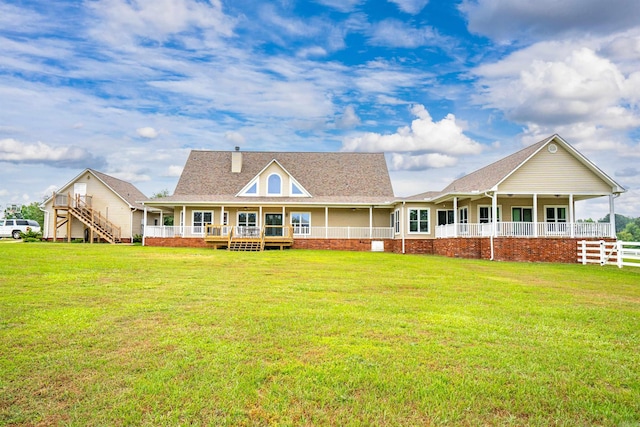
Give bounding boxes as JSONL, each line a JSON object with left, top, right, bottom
{"left": 425, "top": 134, "right": 624, "bottom": 202}
{"left": 43, "top": 169, "right": 148, "bottom": 210}
{"left": 89, "top": 170, "right": 148, "bottom": 209}
{"left": 163, "top": 151, "right": 395, "bottom": 204}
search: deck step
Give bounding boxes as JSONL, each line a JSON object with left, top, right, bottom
{"left": 229, "top": 240, "right": 263, "bottom": 251}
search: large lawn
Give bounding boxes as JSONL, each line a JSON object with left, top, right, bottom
{"left": 1, "top": 243, "right": 639, "bottom": 426}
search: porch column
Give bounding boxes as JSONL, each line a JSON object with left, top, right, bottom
{"left": 325, "top": 206, "right": 329, "bottom": 238}
{"left": 369, "top": 206, "right": 373, "bottom": 238}
{"left": 259, "top": 206, "right": 262, "bottom": 228}
{"left": 143, "top": 206, "right": 147, "bottom": 246}
{"left": 609, "top": 195, "right": 616, "bottom": 238}
{"left": 160, "top": 211, "right": 163, "bottom": 227}
{"left": 220, "top": 206, "right": 224, "bottom": 225}
{"left": 569, "top": 194, "right": 575, "bottom": 238}
{"left": 533, "top": 194, "right": 538, "bottom": 237}
{"left": 492, "top": 193, "right": 498, "bottom": 237}
{"left": 453, "top": 197, "right": 458, "bottom": 238}
{"left": 182, "top": 205, "right": 186, "bottom": 236}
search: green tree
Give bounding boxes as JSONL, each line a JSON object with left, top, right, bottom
{"left": 20, "top": 202, "right": 45, "bottom": 228}
{"left": 150, "top": 189, "right": 174, "bottom": 226}
{"left": 151, "top": 189, "right": 171, "bottom": 198}
{"left": 599, "top": 213, "right": 633, "bottom": 234}
{"left": 618, "top": 217, "right": 640, "bottom": 241}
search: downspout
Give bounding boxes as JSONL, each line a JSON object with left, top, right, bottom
{"left": 402, "top": 201, "right": 406, "bottom": 254}
{"left": 484, "top": 192, "right": 495, "bottom": 261}
{"left": 142, "top": 206, "right": 147, "bottom": 246}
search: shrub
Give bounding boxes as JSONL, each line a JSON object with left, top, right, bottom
{"left": 19, "top": 230, "right": 43, "bottom": 242}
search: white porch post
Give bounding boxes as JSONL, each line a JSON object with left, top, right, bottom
{"left": 160, "top": 211, "right": 163, "bottom": 227}
{"left": 492, "top": 193, "right": 498, "bottom": 237}
{"left": 369, "top": 206, "right": 373, "bottom": 238}
{"left": 182, "top": 205, "right": 186, "bottom": 236}
{"left": 569, "top": 194, "right": 575, "bottom": 238}
{"left": 259, "top": 206, "right": 263, "bottom": 228}
{"left": 609, "top": 195, "right": 616, "bottom": 238}
{"left": 325, "top": 206, "right": 329, "bottom": 238}
{"left": 142, "top": 206, "right": 147, "bottom": 246}
{"left": 453, "top": 197, "right": 458, "bottom": 238}
{"left": 533, "top": 194, "right": 538, "bottom": 237}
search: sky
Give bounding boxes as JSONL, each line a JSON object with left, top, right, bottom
{"left": 1, "top": 0, "right": 640, "bottom": 219}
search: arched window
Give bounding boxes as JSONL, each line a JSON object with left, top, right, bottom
{"left": 267, "top": 174, "right": 282, "bottom": 195}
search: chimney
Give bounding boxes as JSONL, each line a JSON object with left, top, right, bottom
{"left": 231, "top": 146, "right": 242, "bottom": 173}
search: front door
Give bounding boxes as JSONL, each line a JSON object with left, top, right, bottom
{"left": 265, "top": 213, "right": 283, "bottom": 237}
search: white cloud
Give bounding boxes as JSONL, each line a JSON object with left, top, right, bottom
{"left": 335, "top": 105, "right": 361, "bottom": 129}
{"left": 88, "top": 0, "right": 235, "bottom": 47}
{"left": 368, "top": 19, "right": 443, "bottom": 48}
{"left": 387, "top": 0, "right": 429, "bottom": 15}
{"left": 136, "top": 127, "right": 159, "bottom": 139}
{"left": 342, "top": 104, "right": 483, "bottom": 156}
{"left": 312, "top": 0, "right": 364, "bottom": 13}
{"left": 165, "top": 165, "right": 183, "bottom": 177}
{"left": 224, "top": 131, "right": 245, "bottom": 146}
{"left": 388, "top": 152, "right": 457, "bottom": 171}
{"left": 109, "top": 170, "right": 151, "bottom": 183}
{"left": 0, "top": 139, "right": 106, "bottom": 168}
{"left": 0, "top": 189, "right": 8, "bottom": 197}
{"left": 474, "top": 46, "right": 640, "bottom": 152}
{"left": 460, "top": 0, "right": 640, "bottom": 42}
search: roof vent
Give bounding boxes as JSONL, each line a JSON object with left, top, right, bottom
{"left": 232, "top": 147, "right": 242, "bottom": 173}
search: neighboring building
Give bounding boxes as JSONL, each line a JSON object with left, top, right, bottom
{"left": 42, "top": 169, "right": 161, "bottom": 243}
{"left": 141, "top": 135, "right": 625, "bottom": 262}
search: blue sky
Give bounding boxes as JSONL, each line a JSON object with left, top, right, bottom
{"left": 1, "top": 0, "right": 639, "bottom": 218}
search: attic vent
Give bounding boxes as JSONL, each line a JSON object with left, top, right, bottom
{"left": 232, "top": 148, "right": 242, "bottom": 173}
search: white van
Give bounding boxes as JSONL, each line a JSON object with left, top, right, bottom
{"left": 0, "top": 219, "right": 42, "bottom": 239}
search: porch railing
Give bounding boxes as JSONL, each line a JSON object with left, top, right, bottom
{"left": 144, "top": 225, "right": 394, "bottom": 239}
{"left": 435, "top": 222, "right": 612, "bottom": 238}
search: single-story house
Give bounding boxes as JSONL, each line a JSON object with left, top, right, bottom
{"left": 42, "top": 169, "right": 161, "bottom": 243}
{"left": 141, "top": 134, "right": 625, "bottom": 262}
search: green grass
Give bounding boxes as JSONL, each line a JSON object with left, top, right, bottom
{"left": 1, "top": 243, "right": 639, "bottom": 426}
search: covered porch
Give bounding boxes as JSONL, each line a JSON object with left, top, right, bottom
{"left": 432, "top": 192, "right": 617, "bottom": 239}
{"left": 141, "top": 202, "right": 394, "bottom": 249}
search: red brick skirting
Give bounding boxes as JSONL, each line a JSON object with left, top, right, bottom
{"left": 144, "top": 237, "right": 209, "bottom": 248}
{"left": 292, "top": 239, "right": 392, "bottom": 252}
{"left": 143, "top": 236, "right": 612, "bottom": 263}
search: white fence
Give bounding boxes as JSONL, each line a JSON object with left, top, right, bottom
{"left": 144, "top": 226, "right": 394, "bottom": 240}
{"left": 436, "top": 222, "right": 612, "bottom": 239}
{"left": 577, "top": 240, "right": 640, "bottom": 268}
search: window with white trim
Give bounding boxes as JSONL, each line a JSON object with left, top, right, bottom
{"left": 193, "top": 211, "right": 213, "bottom": 233}
{"left": 291, "top": 212, "right": 310, "bottom": 235}
{"left": 479, "top": 206, "right": 501, "bottom": 223}
{"left": 291, "top": 182, "right": 304, "bottom": 196}
{"left": 238, "top": 212, "right": 257, "bottom": 227}
{"left": 545, "top": 206, "right": 567, "bottom": 223}
{"left": 437, "top": 209, "right": 454, "bottom": 225}
{"left": 394, "top": 209, "right": 400, "bottom": 234}
{"left": 267, "top": 174, "right": 282, "bottom": 195}
{"left": 244, "top": 182, "right": 257, "bottom": 195}
{"left": 408, "top": 208, "right": 429, "bottom": 233}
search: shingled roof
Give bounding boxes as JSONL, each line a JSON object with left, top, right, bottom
{"left": 90, "top": 169, "right": 148, "bottom": 209}
{"left": 436, "top": 136, "right": 552, "bottom": 196}
{"left": 164, "top": 151, "right": 395, "bottom": 204}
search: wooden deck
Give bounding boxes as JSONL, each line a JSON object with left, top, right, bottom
{"left": 204, "top": 225, "right": 294, "bottom": 251}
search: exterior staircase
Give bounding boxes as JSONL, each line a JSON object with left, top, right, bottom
{"left": 227, "top": 227, "right": 264, "bottom": 251}
{"left": 54, "top": 193, "right": 122, "bottom": 244}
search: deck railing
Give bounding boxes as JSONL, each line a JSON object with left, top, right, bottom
{"left": 435, "top": 222, "right": 612, "bottom": 238}
{"left": 144, "top": 225, "right": 394, "bottom": 239}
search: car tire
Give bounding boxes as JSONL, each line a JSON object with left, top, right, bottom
{"left": 12, "top": 230, "right": 21, "bottom": 239}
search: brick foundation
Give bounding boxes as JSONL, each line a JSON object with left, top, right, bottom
{"left": 144, "top": 237, "right": 209, "bottom": 248}
{"left": 292, "top": 239, "right": 393, "bottom": 252}
{"left": 143, "top": 236, "right": 610, "bottom": 263}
